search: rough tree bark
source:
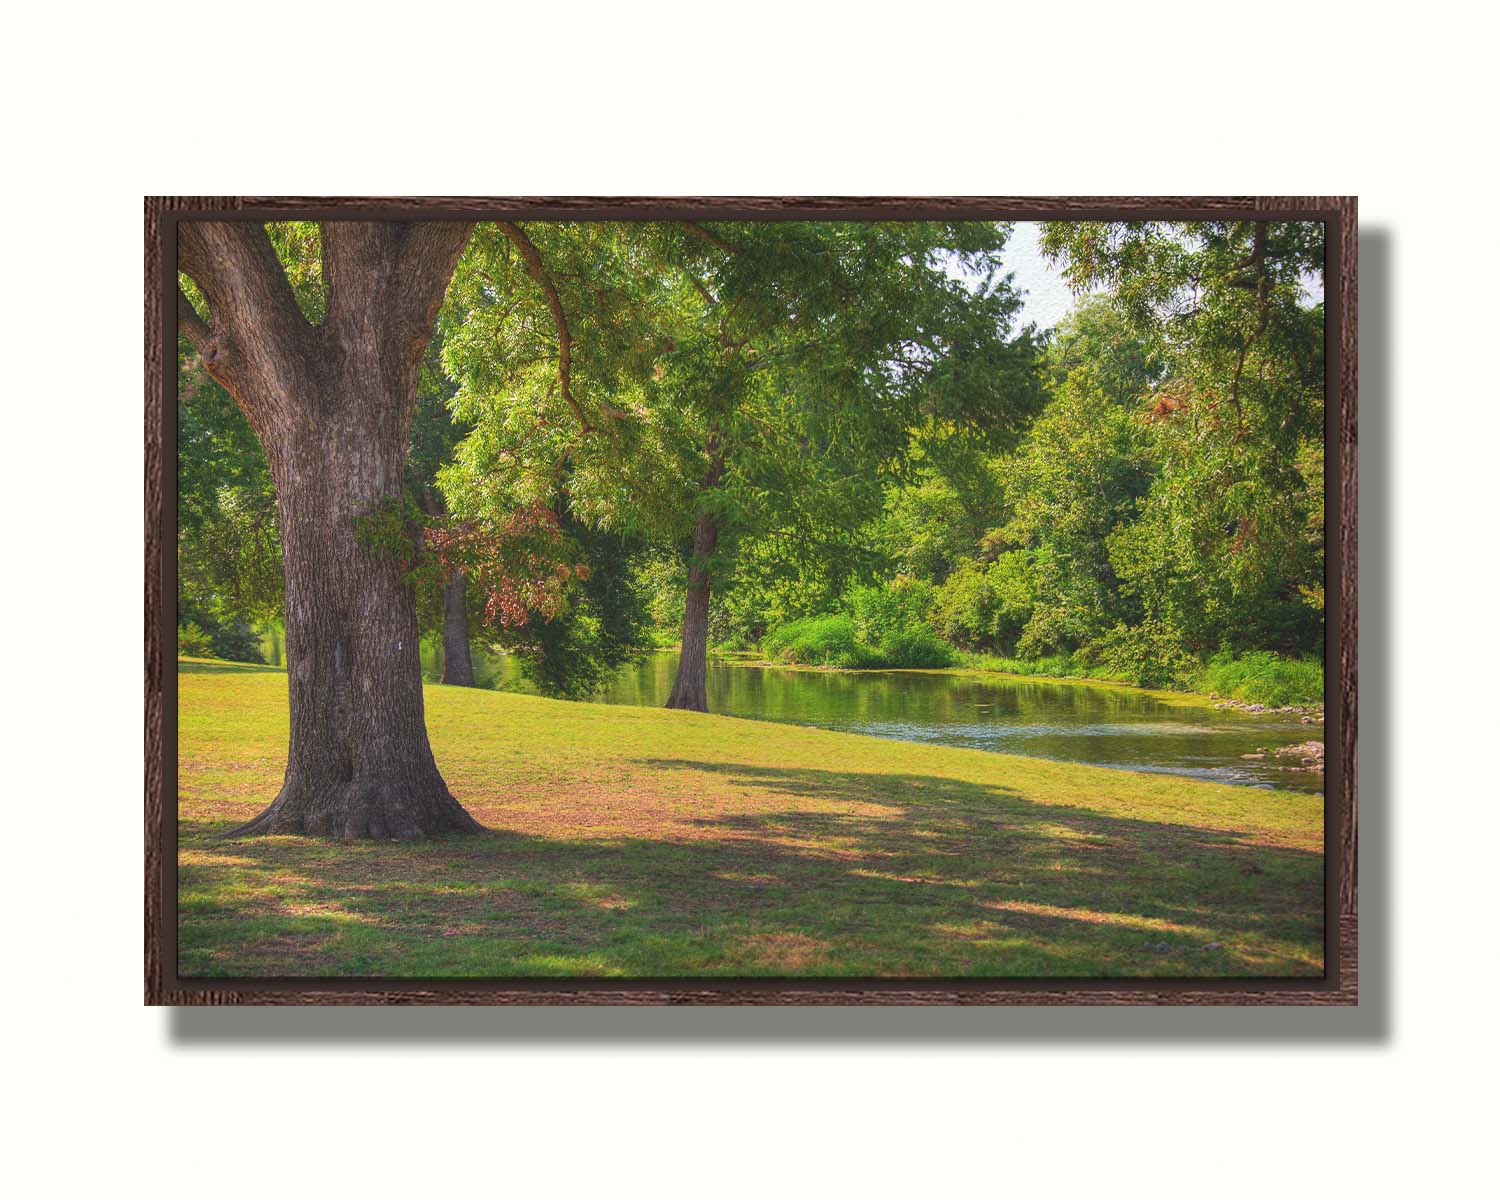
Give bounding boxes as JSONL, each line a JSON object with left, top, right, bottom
{"left": 178, "top": 220, "right": 481, "bottom": 838}
{"left": 440, "top": 569, "right": 477, "bottom": 687}
{"left": 665, "top": 445, "right": 725, "bottom": 713}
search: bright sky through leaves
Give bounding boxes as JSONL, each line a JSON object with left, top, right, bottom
{"left": 941, "top": 222, "right": 1093, "bottom": 331}
{"left": 993, "top": 222, "right": 1322, "bottom": 330}
{"left": 1000, "top": 222, "right": 1085, "bottom": 330}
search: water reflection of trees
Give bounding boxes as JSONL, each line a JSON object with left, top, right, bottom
{"left": 473, "top": 651, "right": 1319, "bottom": 792}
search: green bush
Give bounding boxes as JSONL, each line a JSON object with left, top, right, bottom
{"left": 210, "top": 622, "right": 267, "bottom": 664}
{"left": 762, "top": 614, "right": 866, "bottom": 668}
{"left": 177, "top": 601, "right": 267, "bottom": 664}
{"left": 1076, "top": 621, "right": 1197, "bottom": 689}
{"left": 763, "top": 605, "right": 955, "bottom": 670}
{"left": 929, "top": 562, "right": 994, "bottom": 648}
{"left": 873, "top": 626, "right": 956, "bottom": 668}
{"left": 1195, "top": 650, "right": 1324, "bottom": 706}
{"left": 958, "top": 650, "right": 1077, "bottom": 678}
{"left": 930, "top": 552, "right": 1034, "bottom": 651}
{"left": 178, "top": 623, "right": 214, "bottom": 657}
{"left": 846, "top": 578, "right": 938, "bottom": 646}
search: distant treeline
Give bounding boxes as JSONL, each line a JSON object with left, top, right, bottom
{"left": 178, "top": 220, "right": 1325, "bottom": 708}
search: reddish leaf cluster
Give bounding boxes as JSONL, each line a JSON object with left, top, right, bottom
{"left": 425, "top": 501, "right": 585, "bottom": 629}
{"left": 1146, "top": 384, "right": 1190, "bottom": 422}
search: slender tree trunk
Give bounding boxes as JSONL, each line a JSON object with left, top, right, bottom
{"left": 178, "top": 220, "right": 479, "bottom": 838}
{"left": 666, "top": 444, "right": 725, "bottom": 713}
{"left": 440, "top": 569, "right": 476, "bottom": 686}
{"left": 665, "top": 511, "right": 718, "bottom": 712}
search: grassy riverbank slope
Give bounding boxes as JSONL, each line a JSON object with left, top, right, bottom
{"left": 177, "top": 659, "right": 1324, "bottom": 978}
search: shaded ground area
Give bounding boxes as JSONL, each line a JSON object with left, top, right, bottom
{"left": 177, "top": 660, "right": 1324, "bottom": 978}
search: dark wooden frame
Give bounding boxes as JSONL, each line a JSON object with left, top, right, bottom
{"left": 146, "top": 196, "right": 1357, "bottom": 1006}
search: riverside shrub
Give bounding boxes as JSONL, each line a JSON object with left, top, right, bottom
{"left": 762, "top": 602, "right": 956, "bottom": 670}
{"left": 1196, "top": 650, "right": 1324, "bottom": 706}
{"left": 762, "top": 614, "right": 866, "bottom": 667}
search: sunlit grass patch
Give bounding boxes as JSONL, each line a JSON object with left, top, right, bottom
{"left": 177, "top": 658, "right": 1324, "bottom": 979}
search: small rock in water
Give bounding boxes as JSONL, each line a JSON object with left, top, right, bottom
{"left": 1274, "top": 740, "right": 1325, "bottom": 769}
{"left": 1241, "top": 752, "right": 1265, "bottom": 759}
{"left": 1205, "top": 942, "right": 1223, "bottom": 951}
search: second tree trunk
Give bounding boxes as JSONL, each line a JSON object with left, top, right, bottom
{"left": 665, "top": 511, "right": 718, "bottom": 712}
{"left": 440, "top": 569, "right": 477, "bottom": 687}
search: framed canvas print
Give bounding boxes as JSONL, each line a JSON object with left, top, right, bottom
{"left": 145, "top": 196, "right": 1355, "bottom": 1005}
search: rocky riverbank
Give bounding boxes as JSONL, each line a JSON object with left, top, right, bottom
{"left": 1242, "top": 739, "right": 1325, "bottom": 772}
{"left": 1212, "top": 698, "right": 1323, "bottom": 724}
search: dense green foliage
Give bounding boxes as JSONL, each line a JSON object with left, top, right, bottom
{"left": 1194, "top": 651, "right": 1325, "bottom": 708}
{"left": 759, "top": 221, "right": 1326, "bottom": 705}
{"left": 177, "top": 219, "right": 1324, "bottom": 708}
{"left": 762, "top": 580, "right": 956, "bottom": 669}
{"left": 1039, "top": 221, "right": 1326, "bottom": 661}
{"left": 175, "top": 343, "right": 279, "bottom": 662}
{"left": 762, "top": 614, "right": 865, "bottom": 668}
{"left": 437, "top": 221, "right": 1041, "bottom": 681}
{"left": 489, "top": 519, "right": 652, "bottom": 699}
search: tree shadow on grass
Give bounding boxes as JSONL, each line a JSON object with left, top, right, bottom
{"left": 177, "top": 756, "right": 1322, "bottom": 981}
{"left": 640, "top": 758, "right": 1323, "bottom": 971}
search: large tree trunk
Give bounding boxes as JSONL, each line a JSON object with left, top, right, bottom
{"left": 178, "top": 220, "right": 480, "bottom": 838}
{"left": 440, "top": 569, "right": 476, "bottom": 687}
{"left": 233, "top": 409, "right": 479, "bottom": 838}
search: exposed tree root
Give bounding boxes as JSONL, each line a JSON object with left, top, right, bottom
{"left": 222, "top": 776, "right": 484, "bottom": 840}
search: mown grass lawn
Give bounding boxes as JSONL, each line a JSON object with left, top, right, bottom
{"left": 177, "top": 658, "right": 1325, "bottom": 979}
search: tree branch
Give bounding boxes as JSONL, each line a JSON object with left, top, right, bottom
{"left": 178, "top": 222, "right": 307, "bottom": 335}
{"left": 321, "top": 223, "right": 399, "bottom": 336}
{"left": 495, "top": 221, "right": 628, "bottom": 432}
{"left": 495, "top": 221, "right": 590, "bottom": 432}
{"left": 319, "top": 221, "right": 474, "bottom": 364}
{"left": 682, "top": 222, "right": 735, "bottom": 254}
{"left": 393, "top": 222, "right": 476, "bottom": 334}
{"left": 685, "top": 272, "right": 717, "bottom": 307}
{"left": 177, "top": 221, "right": 314, "bottom": 381}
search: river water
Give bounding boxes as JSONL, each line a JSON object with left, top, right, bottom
{"left": 480, "top": 650, "right": 1324, "bottom": 794}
